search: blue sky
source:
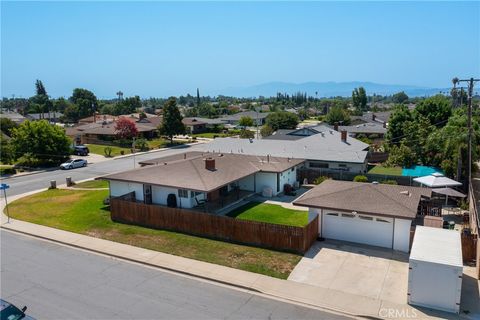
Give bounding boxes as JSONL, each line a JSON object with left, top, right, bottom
{"left": 1, "top": 1, "right": 479, "bottom": 98}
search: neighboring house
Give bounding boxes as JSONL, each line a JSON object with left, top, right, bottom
{"left": 351, "top": 111, "right": 392, "bottom": 126}
{"left": 66, "top": 116, "right": 160, "bottom": 145}
{"left": 221, "top": 111, "right": 270, "bottom": 126}
{"left": 207, "top": 124, "right": 369, "bottom": 173}
{"left": 26, "top": 112, "right": 64, "bottom": 122}
{"left": 338, "top": 122, "right": 387, "bottom": 138}
{"left": 293, "top": 180, "right": 432, "bottom": 252}
{"left": 0, "top": 110, "right": 26, "bottom": 124}
{"left": 78, "top": 114, "right": 116, "bottom": 124}
{"left": 100, "top": 152, "right": 304, "bottom": 211}
{"left": 182, "top": 117, "right": 226, "bottom": 134}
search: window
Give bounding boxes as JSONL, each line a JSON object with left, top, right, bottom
{"left": 326, "top": 212, "right": 338, "bottom": 216}
{"left": 341, "top": 213, "right": 355, "bottom": 218}
{"left": 309, "top": 162, "right": 329, "bottom": 168}
{"left": 291, "top": 168, "right": 294, "bottom": 172}
{"left": 338, "top": 164, "right": 347, "bottom": 168}
{"left": 359, "top": 215, "right": 373, "bottom": 221}
{"left": 178, "top": 189, "right": 189, "bottom": 198}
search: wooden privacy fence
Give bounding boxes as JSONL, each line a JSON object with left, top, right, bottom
{"left": 110, "top": 197, "right": 319, "bottom": 254}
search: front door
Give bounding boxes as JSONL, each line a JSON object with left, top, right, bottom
{"left": 143, "top": 184, "right": 152, "bottom": 204}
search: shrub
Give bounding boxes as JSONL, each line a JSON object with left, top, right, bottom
{"left": 381, "top": 180, "right": 398, "bottom": 185}
{"left": 15, "top": 153, "right": 43, "bottom": 168}
{"left": 0, "top": 167, "right": 16, "bottom": 175}
{"left": 353, "top": 175, "right": 368, "bottom": 183}
{"left": 134, "top": 138, "right": 149, "bottom": 151}
{"left": 104, "top": 146, "right": 113, "bottom": 157}
{"left": 239, "top": 130, "right": 255, "bottom": 139}
{"left": 313, "top": 176, "right": 330, "bottom": 185}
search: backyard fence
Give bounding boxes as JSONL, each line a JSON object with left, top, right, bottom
{"left": 297, "top": 168, "right": 415, "bottom": 186}
{"left": 468, "top": 182, "right": 480, "bottom": 278}
{"left": 110, "top": 195, "right": 319, "bottom": 254}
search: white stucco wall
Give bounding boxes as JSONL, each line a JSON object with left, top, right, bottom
{"left": 110, "top": 181, "right": 144, "bottom": 201}
{"left": 255, "top": 172, "right": 278, "bottom": 196}
{"left": 393, "top": 218, "right": 413, "bottom": 252}
{"left": 151, "top": 185, "right": 194, "bottom": 209}
{"left": 279, "top": 166, "right": 298, "bottom": 189}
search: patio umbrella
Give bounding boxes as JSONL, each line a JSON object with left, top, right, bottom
{"left": 413, "top": 173, "right": 462, "bottom": 188}
{"left": 432, "top": 187, "right": 466, "bottom": 205}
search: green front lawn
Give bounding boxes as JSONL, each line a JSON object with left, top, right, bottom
{"left": 368, "top": 165, "right": 403, "bottom": 176}
{"left": 86, "top": 144, "right": 131, "bottom": 157}
{"left": 72, "top": 180, "right": 109, "bottom": 189}
{"left": 227, "top": 202, "right": 308, "bottom": 227}
{"left": 7, "top": 189, "right": 301, "bottom": 279}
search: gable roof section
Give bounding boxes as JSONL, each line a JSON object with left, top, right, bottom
{"left": 293, "top": 180, "right": 432, "bottom": 219}
{"left": 100, "top": 153, "right": 304, "bottom": 192}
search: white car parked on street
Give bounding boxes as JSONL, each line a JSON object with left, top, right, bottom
{"left": 60, "top": 159, "right": 88, "bottom": 170}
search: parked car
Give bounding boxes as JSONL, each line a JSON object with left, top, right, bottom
{"left": 60, "top": 159, "right": 87, "bottom": 170}
{"left": 0, "top": 299, "right": 35, "bottom": 320}
{"left": 73, "top": 145, "right": 89, "bottom": 156}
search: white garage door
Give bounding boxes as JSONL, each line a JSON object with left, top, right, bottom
{"left": 322, "top": 212, "right": 394, "bottom": 249}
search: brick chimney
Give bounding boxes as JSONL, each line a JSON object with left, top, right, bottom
{"left": 334, "top": 122, "right": 339, "bottom": 131}
{"left": 341, "top": 130, "right": 347, "bottom": 142}
{"left": 205, "top": 157, "right": 216, "bottom": 171}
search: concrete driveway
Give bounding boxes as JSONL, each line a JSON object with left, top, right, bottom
{"left": 288, "top": 240, "right": 409, "bottom": 305}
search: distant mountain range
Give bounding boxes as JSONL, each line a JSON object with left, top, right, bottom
{"left": 216, "top": 81, "right": 447, "bottom": 98}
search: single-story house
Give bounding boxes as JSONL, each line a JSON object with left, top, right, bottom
{"left": 206, "top": 125, "right": 370, "bottom": 173}
{"left": 0, "top": 110, "right": 26, "bottom": 124}
{"left": 293, "top": 180, "right": 432, "bottom": 252}
{"left": 66, "top": 116, "right": 160, "bottom": 145}
{"left": 182, "top": 118, "right": 207, "bottom": 134}
{"left": 338, "top": 122, "right": 387, "bottom": 138}
{"left": 99, "top": 152, "right": 304, "bottom": 211}
{"left": 26, "top": 112, "right": 64, "bottom": 123}
{"left": 220, "top": 111, "right": 270, "bottom": 126}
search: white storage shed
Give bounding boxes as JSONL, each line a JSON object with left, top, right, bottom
{"left": 408, "top": 226, "right": 463, "bottom": 314}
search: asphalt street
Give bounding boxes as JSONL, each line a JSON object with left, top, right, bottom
{"left": 0, "top": 231, "right": 350, "bottom": 320}
{"left": 1, "top": 144, "right": 207, "bottom": 196}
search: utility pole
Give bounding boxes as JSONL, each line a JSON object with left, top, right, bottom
{"left": 454, "top": 77, "right": 479, "bottom": 191}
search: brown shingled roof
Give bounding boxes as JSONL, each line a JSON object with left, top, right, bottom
{"left": 293, "top": 180, "right": 431, "bottom": 219}
{"left": 100, "top": 153, "right": 304, "bottom": 192}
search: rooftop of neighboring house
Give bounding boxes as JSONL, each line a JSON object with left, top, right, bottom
{"left": 221, "top": 111, "right": 270, "bottom": 121}
{"left": 293, "top": 180, "right": 432, "bottom": 219}
{"left": 0, "top": 110, "right": 26, "bottom": 123}
{"left": 351, "top": 111, "right": 392, "bottom": 125}
{"left": 338, "top": 122, "right": 387, "bottom": 135}
{"left": 182, "top": 117, "right": 225, "bottom": 126}
{"left": 100, "top": 152, "right": 305, "bottom": 192}
{"left": 206, "top": 125, "right": 369, "bottom": 164}
{"left": 65, "top": 119, "right": 158, "bottom": 136}
{"left": 25, "top": 112, "right": 64, "bottom": 121}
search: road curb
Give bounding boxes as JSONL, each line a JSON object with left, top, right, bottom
{"left": 113, "top": 142, "right": 205, "bottom": 160}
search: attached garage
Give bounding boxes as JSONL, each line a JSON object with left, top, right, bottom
{"left": 294, "top": 180, "right": 432, "bottom": 252}
{"left": 322, "top": 211, "right": 394, "bottom": 249}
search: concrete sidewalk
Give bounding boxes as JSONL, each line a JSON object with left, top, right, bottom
{"left": 0, "top": 192, "right": 469, "bottom": 320}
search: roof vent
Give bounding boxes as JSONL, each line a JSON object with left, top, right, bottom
{"left": 400, "top": 190, "right": 411, "bottom": 196}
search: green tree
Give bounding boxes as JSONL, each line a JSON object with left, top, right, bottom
{"left": 70, "top": 88, "right": 98, "bottom": 118}
{"left": 30, "top": 79, "right": 52, "bottom": 119}
{"left": 352, "top": 87, "right": 367, "bottom": 112}
{"left": 239, "top": 116, "right": 254, "bottom": 127}
{"left": 159, "top": 97, "right": 185, "bottom": 143}
{"left": 0, "top": 118, "right": 18, "bottom": 136}
{"left": 386, "top": 143, "right": 415, "bottom": 168}
{"left": 0, "top": 135, "right": 13, "bottom": 164}
{"left": 10, "top": 120, "right": 71, "bottom": 166}
{"left": 392, "top": 91, "right": 409, "bottom": 104}
{"left": 265, "top": 112, "right": 299, "bottom": 130}
{"left": 260, "top": 125, "right": 274, "bottom": 137}
{"left": 385, "top": 105, "right": 412, "bottom": 146}
{"left": 413, "top": 94, "right": 452, "bottom": 127}
{"left": 325, "top": 106, "right": 351, "bottom": 125}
